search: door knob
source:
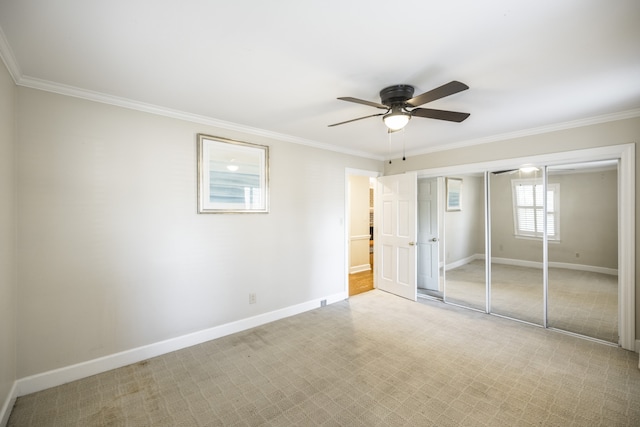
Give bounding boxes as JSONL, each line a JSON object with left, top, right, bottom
{"left": 430, "top": 237, "right": 439, "bottom": 242}
{"left": 409, "top": 242, "right": 416, "bottom": 246}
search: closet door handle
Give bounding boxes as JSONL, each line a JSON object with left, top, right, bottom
{"left": 430, "top": 237, "right": 439, "bottom": 242}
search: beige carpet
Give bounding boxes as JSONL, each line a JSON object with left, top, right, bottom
{"left": 9, "top": 290, "right": 639, "bottom": 426}
{"left": 444, "top": 260, "right": 618, "bottom": 343}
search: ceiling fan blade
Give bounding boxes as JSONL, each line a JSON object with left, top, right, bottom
{"left": 406, "top": 81, "right": 469, "bottom": 107}
{"left": 411, "top": 108, "right": 470, "bottom": 122}
{"left": 328, "top": 112, "right": 386, "bottom": 127}
{"left": 337, "top": 97, "right": 388, "bottom": 109}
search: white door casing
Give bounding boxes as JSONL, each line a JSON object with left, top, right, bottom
{"left": 377, "top": 172, "right": 417, "bottom": 301}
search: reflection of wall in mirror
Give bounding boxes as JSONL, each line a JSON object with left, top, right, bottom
{"left": 444, "top": 175, "right": 485, "bottom": 267}
{"left": 490, "top": 169, "right": 617, "bottom": 270}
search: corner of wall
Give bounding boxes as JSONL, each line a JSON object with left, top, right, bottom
{"left": 0, "top": 44, "right": 17, "bottom": 427}
{"left": 0, "top": 381, "right": 17, "bottom": 427}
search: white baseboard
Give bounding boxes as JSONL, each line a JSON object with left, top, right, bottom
{"left": 445, "top": 254, "right": 481, "bottom": 271}
{"left": 16, "top": 292, "right": 347, "bottom": 398}
{"left": 547, "top": 261, "right": 618, "bottom": 276}
{"left": 350, "top": 264, "right": 371, "bottom": 274}
{"left": 444, "top": 253, "right": 618, "bottom": 277}
{"left": 491, "top": 257, "right": 618, "bottom": 276}
{"left": 0, "top": 381, "right": 17, "bottom": 427}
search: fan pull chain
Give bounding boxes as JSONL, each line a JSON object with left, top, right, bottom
{"left": 402, "top": 128, "right": 406, "bottom": 161}
{"left": 387, "top": 128, "right": 408, "bottom": 163}
{"left": 396, "top": 127, "right": 406, "bottom": 161}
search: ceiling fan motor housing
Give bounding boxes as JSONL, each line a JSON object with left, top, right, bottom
{"left": 380, "top": 84, "right": 415, "bottom": 107}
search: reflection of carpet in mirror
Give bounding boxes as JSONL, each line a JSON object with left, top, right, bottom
{"left": 445, "top": 260, "right": 618, "bottom": 344}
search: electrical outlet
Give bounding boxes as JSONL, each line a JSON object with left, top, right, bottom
{"left": 249, "top": 293, "right": 256, "bottom": 304}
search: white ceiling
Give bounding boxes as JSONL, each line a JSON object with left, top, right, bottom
{"left": 1, "top": 0, "right": 639, "bottom": 160}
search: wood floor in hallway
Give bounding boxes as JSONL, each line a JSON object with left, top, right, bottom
{"left": 349, "top": 253, "right": 373, "bottom": 296}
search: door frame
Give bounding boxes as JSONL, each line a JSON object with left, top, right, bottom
{"left": 345, "top": 168, "right": 381, "bottom": 296}
{"left": 413, "top": 143, "right": 635, "bottom": 351}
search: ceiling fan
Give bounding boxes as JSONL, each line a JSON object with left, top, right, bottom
{"left": 329, "top": 80, "right": 470, "bottom": 131}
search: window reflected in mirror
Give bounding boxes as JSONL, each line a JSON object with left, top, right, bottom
{"left": 489, "top": 167, "right": 544, "bottom": 325}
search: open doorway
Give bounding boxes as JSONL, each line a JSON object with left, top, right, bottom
{"left": 347, "top": 173, "right": 376, "bottom": 296}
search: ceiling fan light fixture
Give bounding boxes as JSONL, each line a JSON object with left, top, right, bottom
{"left": 383, "top": 109, "right": 411, "bottom": 131}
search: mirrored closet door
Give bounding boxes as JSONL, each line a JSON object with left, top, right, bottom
{"left": 441, "top": 173, "right": 486, "bottom": 312}
{"left": 546, "top": 161, "right": 619, "bottom": 343}
{"left": 488, "top": 167, "right": 545, "bottom": 325}
{"left": 415, "top": 145, "right": 632, "bottom": 348}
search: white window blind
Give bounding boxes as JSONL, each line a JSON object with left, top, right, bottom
{"left": 511, "top": 179, "right": 560, "bottom": 240}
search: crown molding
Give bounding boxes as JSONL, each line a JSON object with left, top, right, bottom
{"left": 400, "top": 108, "right": 640, "bottom": 159}
{"left": 0, "top": 25, "right": 21, "bottom": 83}
{"left": 5, "top": 36, "right": 636, "bottom": 164}
{"left": 15, "top": 75, "right": 384, "bottom": 161}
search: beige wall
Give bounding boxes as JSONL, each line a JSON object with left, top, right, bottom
{"left": 0, "top": 60, "right": 16, "bottom": 413}
{"left": 385, "top": 116, "right": 640, "bottom": 340}
{"left": 15, "top": 87, "right": 382, "bottom": 377}
{"left": 349, "top": 175, "right": 371, "bottom": 272}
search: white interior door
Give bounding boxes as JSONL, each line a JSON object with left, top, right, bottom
{"left": 417, "top": 178, "right": 439, "bottom": 291}
{"left": 376, "top": 172, "right": 417, "bottom": 301}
